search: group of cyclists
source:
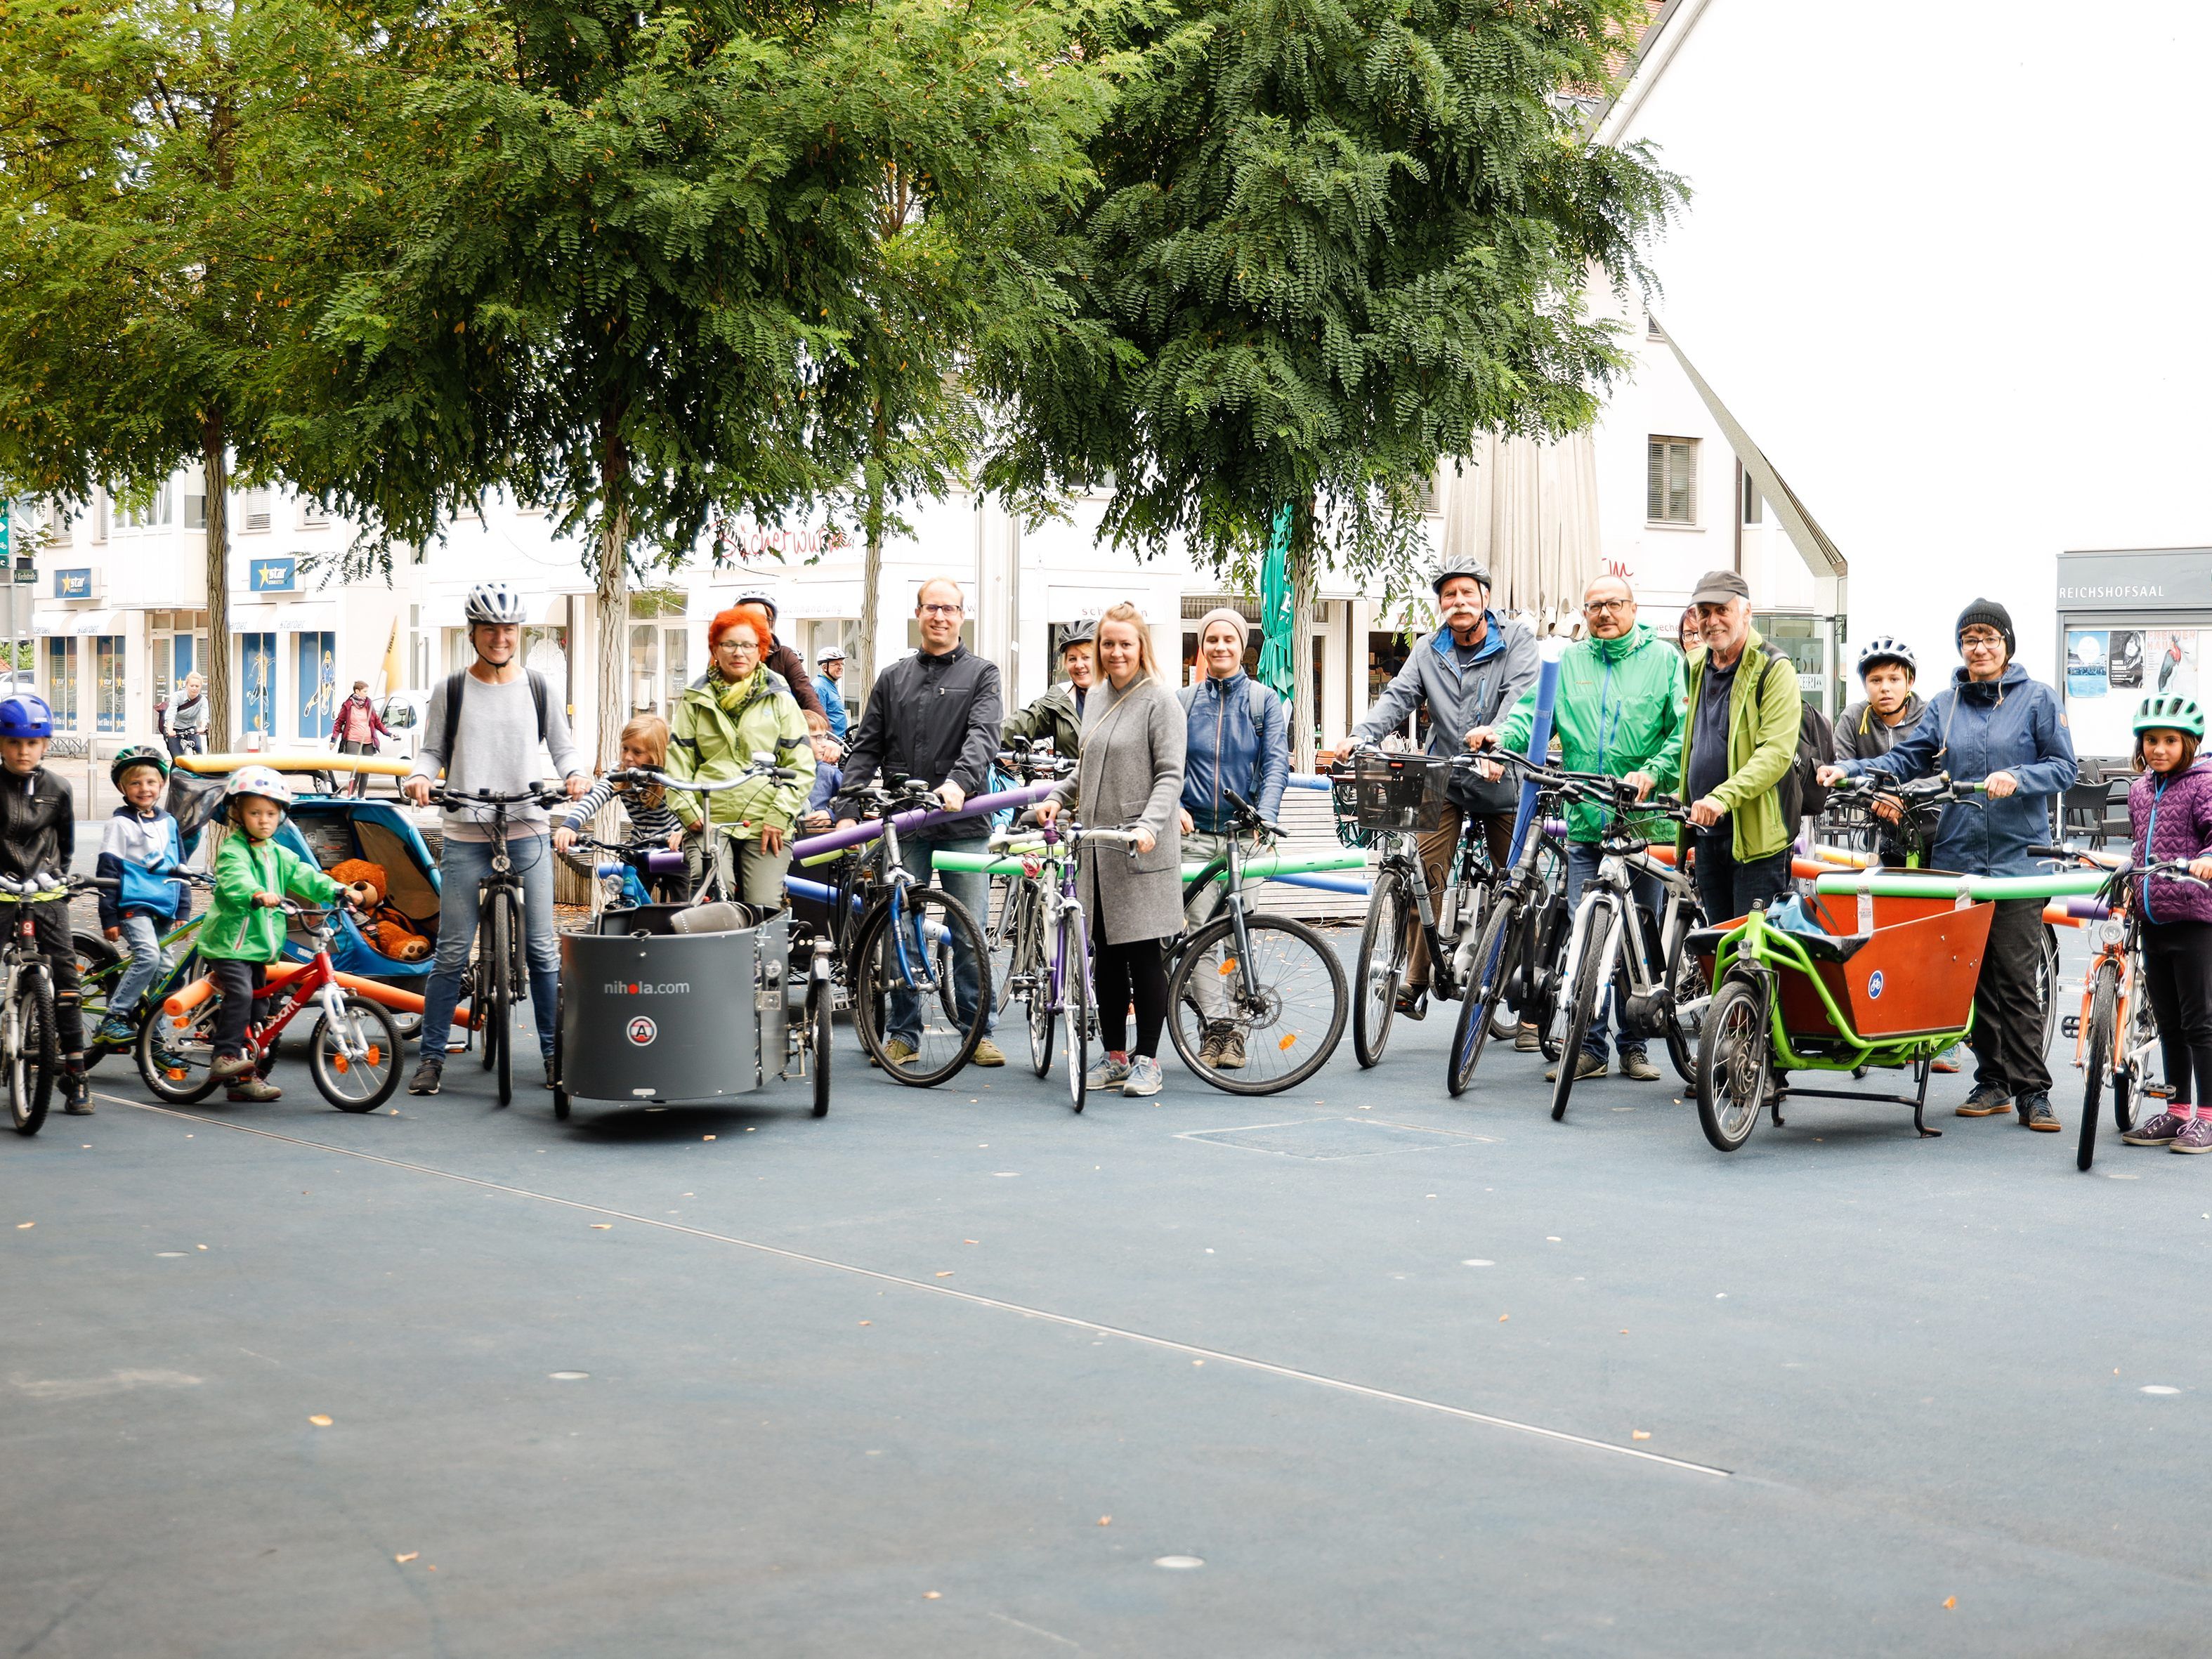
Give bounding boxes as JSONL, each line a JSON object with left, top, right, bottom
{"left": 16, "top": 562, "right": 2212, "bottom": 1158}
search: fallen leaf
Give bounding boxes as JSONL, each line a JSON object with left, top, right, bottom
{"left": 1632, "top": 1431, "right": 1651, "bottom": 1441}
{"left": 745, "top": 1127, "right": 755, "bottom": 1132}
{"left": 308, "top": 1415, "right": 333, "bottom": 1427}
{"left": 923, "top": 1591, "right": 941, "bottom": 1600}
{"left": 14, "top": 1222, "right": 31, "bottom": 1230}
{"left": 935, "top": 1271, "right": 954, "bottom": 1278}
{"left": 703, "top": 1135, "right": 715, "bottom": 1141}
{"left": 197, "top": 1245, "right": 207, "bottom": 1251}
{"left": 426, "top": 1565, "right": 436, "bottom": 1572}
{"left": 1942, "top": 1596, "right": 1956, "bottom": 1610}
{"left": 395, "top": 1552, "right": 419, "bottom": 1564}
{"left": 1098, "top": 1516, "right": 1111, "bottom": 1526}
{"left": 858, "top": 1320, "right": 871, "bottom": 1326}
{"left": 589, "top": 1224, "right": 612, "bottom": 1231}
{"left": 1498, "top": 1314, "right": 1509, "bottom": 1323}
{"left": 964, "top": 1239, "right": 979, "bottom": 1245}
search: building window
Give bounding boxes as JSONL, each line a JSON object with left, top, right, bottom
{"left": 44, "top": 638, "right": 79, "bottom": 730}
{"left": 238, "top": 489, "right": 272, "bottom": 533}
{"left": 663, "top": 627, "right": 688, "bottom": 708}
{"left": 239, "top": 632, "right": 277, "bottom": 736}
{"left": 628, "top": 623, "right": 660, "bottom": 712}
{"left": 117, "top": 484, "right": 173, "bottom": 531}
{"left": 91, "top": 636, "right": 126, "bottom": 732}
{"left": 298, "top": 500, "right": 329, "bottom": 530}
{"left": 1741, "top": 471, "right": 1764, "bottom": 525}
{"left": 1647, "top": 437, "right": 1698, "bottom": 525}
{"left": 295, "top": 630, "right": 336, "bottom": 740}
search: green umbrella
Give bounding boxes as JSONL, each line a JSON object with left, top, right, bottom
{"left": 1257, "top": 504, "right": 1295, "bottom": 700}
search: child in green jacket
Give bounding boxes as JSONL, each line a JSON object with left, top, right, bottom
{"left": 202, "top": 767, "right": 374, "bottom": 1102}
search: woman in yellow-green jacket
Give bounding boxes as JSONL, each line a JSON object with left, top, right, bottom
{"left": 668, "top": 607, "right": 813, "bottom": 908}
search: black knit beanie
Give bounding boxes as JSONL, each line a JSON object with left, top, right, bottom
{"left": 1956, "top": 597, "right": 2015, "bottom": 659}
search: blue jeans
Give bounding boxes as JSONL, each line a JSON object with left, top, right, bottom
{"left": 110, "top": 912, "right": 171, "bottom": 1020}
{"left": 421, "top": 833, "right": 562, "bottom": 1061}
{"left": 886, "top": 828, "right": 995, "bottom": 1047}
{"left": 1565, "top": 843, "right": 1664, "bottom": 1061}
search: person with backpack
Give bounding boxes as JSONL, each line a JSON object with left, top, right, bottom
{"left": 1347, "top": 561, "right": 1539, "bottom": 1019}
{"left": 1679, "top": 570, "right": 1812, "bottom": 924}
{"left": 1819, "top": 598, "right": 2078, "bottom": 1129}
{"left": 1176, "top": 608, "right": 1290, "bottom": 1069}
{"left": 402, "top": 582, "right": 588, "bottom": 1096}
{"left": 1835, "top": 636, "right": 1932, "bottom": 865}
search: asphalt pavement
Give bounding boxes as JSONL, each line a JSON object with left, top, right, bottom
{"left": 4, "top": 933, "right": 2207, "bottom": 1658}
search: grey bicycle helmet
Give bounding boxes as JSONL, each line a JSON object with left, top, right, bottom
{"left": 1059, "top": 619, "right": 1097, "bottom": 648}
{"left": 1431, "top": 561, "right": 1492, "bottom": 596}
{"left": 464, "top": 581, "right": 530, "bottom": 625}
{"left": 1854, "top": 636, "right": 1917, "bottom": 678}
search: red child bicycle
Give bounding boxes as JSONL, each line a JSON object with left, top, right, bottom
{"left": 136, "top": 899, "right": 405, "bottom": 1111}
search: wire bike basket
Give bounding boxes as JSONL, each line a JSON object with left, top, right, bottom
{"left": 1331, "top": 752, "right": 1455, "bottom": 849}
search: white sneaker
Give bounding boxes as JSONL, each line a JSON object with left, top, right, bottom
{"left": 1085, "top": 1051, "right": 1132, "bottom": 1091}
{"left": 1121, "top": 1056, "right": 1165, "bottom": 1097}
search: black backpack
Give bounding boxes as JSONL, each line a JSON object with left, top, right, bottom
{"left": 1755, "top": 643, "right": 1835, "bottom": 827}
{"left": 438, "top": 668, "right": 550, "bottom": 775}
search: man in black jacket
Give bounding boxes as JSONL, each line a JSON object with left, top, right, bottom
{"left": 833, "top": 577, "right": 1006, "bottom": 1065}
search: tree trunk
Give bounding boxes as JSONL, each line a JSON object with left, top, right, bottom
{"left": 200, "top": 414, "right": 232, "bottom": 749}
{"left": 594, "top": 415, "right": 630, "bottom": 770}
{"left": 851, "top": 409, "right": 889, "bottom": 718}
{"left": 1289, "top": 511, "right": 1318, "bottom": 774}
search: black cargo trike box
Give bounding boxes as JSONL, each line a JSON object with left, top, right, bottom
{"left": 552, "top": 902, "right": 831, "bottom": 1121}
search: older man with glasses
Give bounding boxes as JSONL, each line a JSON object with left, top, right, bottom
{"left": 1472, "top": 574, "right": 1686, "bottom": 1077}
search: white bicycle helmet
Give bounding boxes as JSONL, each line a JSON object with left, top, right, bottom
{"left": 1854, "top": 636, "right": 1916, "bottom": 678}
{"left": 464, "top": 581, "right": 530, "bottom": 625}
{"left": 227, "top": 763, "right": 295, "bottom": 809}
{"left": 734, "top": 586, "right": 779, "bottom": 622}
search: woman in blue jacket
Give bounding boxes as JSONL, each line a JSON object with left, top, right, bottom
{"left": 1820, "top": 598, "right": 2077, "bottom": 1130}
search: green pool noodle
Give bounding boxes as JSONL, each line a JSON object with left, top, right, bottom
{"left": 1810, "top": 870, "right": 2108, "bottom": 902}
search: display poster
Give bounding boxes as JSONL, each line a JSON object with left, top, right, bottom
{"left": 2149, "top": 629, "right": 2199, "bottom": 698}
{"left": 2109, "top": 629, "right": 2145, "bottom": 690}
{"left": 2066, "top": 625, "right": 2208, "bottom": 758}
{"left": 2066, "top": 630, "right": 2109, "bottom": 699}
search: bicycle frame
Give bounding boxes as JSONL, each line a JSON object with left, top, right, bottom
{"left": 1554, "top": 837, "right": 1702, "bottom": 1038}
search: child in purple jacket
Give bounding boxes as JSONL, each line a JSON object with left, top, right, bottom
{"left": 2121, "top": 695, "right": 2212, "bottom": 1153}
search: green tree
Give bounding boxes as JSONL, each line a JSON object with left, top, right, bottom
{"left": 984, "top": 0, "right": 1683, "bottom": 761}
{"left": 0, "top": 0, "right": 393, "bottom": 745}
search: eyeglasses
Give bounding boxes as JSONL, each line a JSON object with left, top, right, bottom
{"left": 1959, "top": 631, "right": 2004, "bottom": 648}
{"left": 920, "top": 603, "right": 964, "bottom": 617}
{"left": 1583, "top": 599, "right": 1634, "bottom": 613}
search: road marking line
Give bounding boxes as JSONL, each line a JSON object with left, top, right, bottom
{"left": 108, "top": 1095, "right": 1729, "bottom": 1478}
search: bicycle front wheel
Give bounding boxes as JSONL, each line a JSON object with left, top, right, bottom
{"left": 1353, "top": 865, "right": 1411, "bottom": 1068}
{"left": 2079, "top": 961, "right": 2119, "bottom": 1172}
{"left": 311, "top": 995, "right": 404, "bottom": 1113}
{"left": 1027, "top": 929, "right": 1057, "bottom": 1080}
{"left": 1063, "top": 908, "right": 1091, "bottom": 1114}
{"left": 1166, "top": 912, "right": 1347, "bottom": 1096}
{"left": 852, "top": 887, "right": 990, "bottom": 1087}
{"left": 1697, "top": 978, "right": 1772, "bottom": 1152}
{"left": 8, "top": 971, "right": 55, "bottom": 1135}
{"left": 483, "top": 889, "right": 516, "bottom": 1104}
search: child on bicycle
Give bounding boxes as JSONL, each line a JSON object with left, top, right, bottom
{"left": 0, "top": 694, "right": 91, "bottom": 1113}
{"left": 2121, "top": 695, "right": 2212, "bottom": 1154}
{"left": 202, "top": 766, "right": 373, "bottom": 1103}
{"left": 94, "top": 744, "right": 190, "bottom": 1049}
{"left": 553, "top": 715, "right": 686, "bottom": 899}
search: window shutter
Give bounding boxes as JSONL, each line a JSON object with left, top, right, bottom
{"left": 1646, "top": 440, "right": 1665, "bottom": 520}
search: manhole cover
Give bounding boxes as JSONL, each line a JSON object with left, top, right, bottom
{"left": 1179, "top": 1117, "right": 1493, "bottom": 1160}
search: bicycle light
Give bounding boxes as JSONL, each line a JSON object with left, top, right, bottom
{"left": 2100, "top": 919, "right": 2125, "bottom": 950}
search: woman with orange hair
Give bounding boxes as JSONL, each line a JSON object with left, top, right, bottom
{"left": 669, "top": 612, "right": 813, "bottom": 905}
{"left": 709, "top": 596, "right": 825, "bottom": 721}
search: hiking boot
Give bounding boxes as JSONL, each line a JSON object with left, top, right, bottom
{"left": 543, "top": 1056, "right": 558, "bottom": 1090}
{"left": 1513, "top": 1023, "right": 1540, "bottom": 1052}
{"left": 1956, "top": 1084, "right": 2010, "bottom": 1117}
{"left": 878, "top": 1037, "right": 918, "bottom": 1069}
{"left": 1085, "top": 1051, "right": 1132, "bottom": 1092}
{"left": 225, "top": 1077, "right": 282, "bottom": 1103}
{"left": 1620, "top": 1049, "right": 1661, "bottom": 1082}
{"left": 407, "top": 1058, "right": 443, "bottom": 1096}
{"left": 2123, "top": 1111, "right": 2191, "bottom": 1146}
{"left": 1121, "top": 1055, "right": 1164, "bottom": 1098}
{"left": 1198, "top": 1026, "right": 1225, "bottom": 1067}
{"left": 2171, "top": 1117, "right": 2212, "bottom": 1155}
{"left": 1545, "top": 1052, "right": 1606, "bottom": 1083}
{"left": 1213, "top": 1026, "right": 1246, "bottom": 1070}
{"left": 93, "top": 1015, "right": 138, "bottom": 1048}
{"left": 971, "top": 1038, "right": 1007, "bottom": 1068}
{"left": 2018, "top": 1092, "right": 2060, "bottom": 1132}
{"left": 211, "top": 1054, "right": 256, "bottom": 1082}
{"left": 60, "top": 1068, "right": 92, "bottom": 1115}
{"left": 1394, "top": 986, "right": 1429, "bottom": 1022}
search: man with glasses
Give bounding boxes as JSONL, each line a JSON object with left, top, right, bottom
{"left": 1349, "top": 560, "right": 1538, "bottom": 1020}
{"left": 1820, "top": 598, "right": 2078, "bottom": 1130}
{"left": 832, "top": 577, "right": 1007, "bottom": 1066}
{"left": 1472, "top": 574, "right": 1685, "bottom": 1077}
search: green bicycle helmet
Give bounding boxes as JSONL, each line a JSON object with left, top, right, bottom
{"left": 110, "top": 742, "right": 172, "bottom": 787}
{"left": 2133, "top": 694, "right": 2206, "bottom": 740}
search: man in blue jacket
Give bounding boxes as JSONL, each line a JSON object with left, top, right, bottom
{"left": 1821, "top": 598, "right": 2077, "bottom": 1130}
{"left": 1178, "top": 607, "right": 1290, "bottom": 1069}
{"left": 1349, "top": 561, "right": 1539, "bottom": 1018}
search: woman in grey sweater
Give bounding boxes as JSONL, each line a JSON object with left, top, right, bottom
{"left": 1036, "top": 603, "right": 1186, "bottom": 1098}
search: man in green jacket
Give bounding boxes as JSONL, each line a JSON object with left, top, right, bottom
{"left": 1477, "top": 574, "right": 1686, "bottom": 1080}
{"left": 1680, "top": 570, "right": 1801, "bottom": 924}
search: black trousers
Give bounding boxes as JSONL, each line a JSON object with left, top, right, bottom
{"left": 1690, "top": 830, "right": 1793, "bottom": 925}
{"left": 1968, "top": 898, "right": 2051, "bottom": 1099}
{"left": 2142, "top": 919, "right": 2212, "bottom": 1108}
{"left": 210, "top": 959, "right": 267, "bottom": 1061}
{"left": 30, "top": 902, "right": 84, "bottom": 1054}
{"left": 1094, "top": 937, "right": 1170, "bottom": 1060}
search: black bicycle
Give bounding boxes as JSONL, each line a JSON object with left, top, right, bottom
{"left": 428, "top": 785, "right": 567, "bottom": 1106}
{"left": 4, "top": 872, "right": 115, "bottom": 1135}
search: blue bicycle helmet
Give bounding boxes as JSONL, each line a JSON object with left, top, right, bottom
{"left": 0, "top": 695, "right": 55, "bottom": 740}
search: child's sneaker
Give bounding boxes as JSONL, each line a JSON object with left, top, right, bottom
{"left": 93, "top": 1015, "right": 138, "bottom": 1048}
{"left": 211, "top": 1054, "right": 256, "bottom": 1082}
{"left": 60, "top": 1068, "right": 93, "bottom": 1115}
{"left": 2123, "top": 1111, "right": 2191, "bottom": 1146}
{"left": 225, "top": 1077, "right": 282, "bottom": 1103}
{"left": 2171, "top": 1117, "right": 2212, "bottom": 1155}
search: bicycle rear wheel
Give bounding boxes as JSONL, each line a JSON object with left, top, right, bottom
{"left": 135, "top": 990, "right": 222, "bottom": 1105}
{"left": 1552, "top": 908, "right": 1616, "bottom": 1122}
{"left": 1166, "top": 912, "right": 1347, "bottom": 1096}
{"left": 8, "top": 971, "right": 55, "bottom": 1135}
{"left": 74, "top": 931, "right": 122, "bottom": 1073}
{"left": 1353, "top": 865, "right": 1411, "bottom": 1068}
{"left": 310, "top": 995, "right": 404, "bottom": 1112}
{"left": 2079, "top": 962, "right": 2119, "bottom": 1172}
{"left": 851, "top": 887, "right": 990, "bottom": 1087}
{"left": 1064, "top": 908, "right": 1091, "bottom": 1114}
{"left": 1028, "top": 928, "right": 1057, "bottom": 1079}
{"left": 1449, "top": 895, "right": 1521, "bottom": 1098}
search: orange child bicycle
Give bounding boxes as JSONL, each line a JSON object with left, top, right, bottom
{"left": 136, "top": 899, "right": 408, "bottom": 1111}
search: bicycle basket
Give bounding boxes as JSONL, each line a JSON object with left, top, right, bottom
{"left": 1338, "top": 752, "right": 1455, "bottom": 834}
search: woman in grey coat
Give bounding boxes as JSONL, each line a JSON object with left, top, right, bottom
{"left": 1036, "top": 603, "right": 1186, "bottom": 1098}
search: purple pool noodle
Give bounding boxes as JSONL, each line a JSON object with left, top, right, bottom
{"left": 790, "top": 780, "right": 1057, "bottom": 862}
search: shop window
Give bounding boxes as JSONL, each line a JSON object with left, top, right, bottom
{"left": 91, "top": 636, "right": 126, "bottom": 733}
{"left": 664, "top": 627, "right": 688, "bottom": 705}
{"left": 1647, "top": 436, "right": 1699, "bottom": 525}
{"left": 295, "top": 630, "right": 336, "bottom": 740}
{"left": 629, "top": 623, "right": 660, "bottom": 712}
{"left": 239, "top": 632, "right": 277, "bottom": 736}
{"left": 44, "top": 638, "right": 79, "bottom": 730}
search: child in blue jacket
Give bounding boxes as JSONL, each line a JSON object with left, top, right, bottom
{"left": 93, "top": 745, "right": 189, "bottom": 1045}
